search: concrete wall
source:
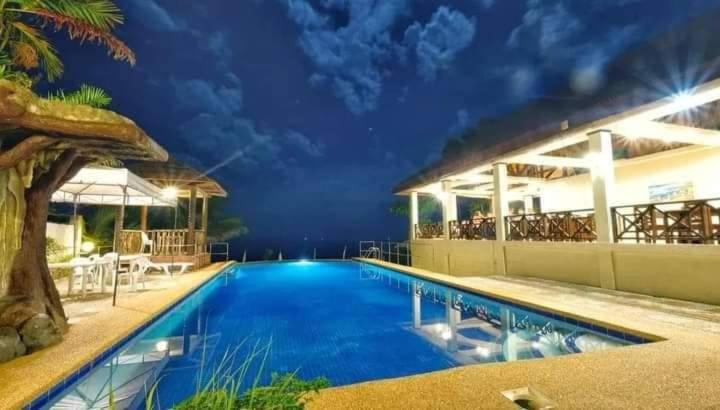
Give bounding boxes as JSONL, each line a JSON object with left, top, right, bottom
{"left": 412, "top": 239, "right": 720, "bottom": 305}
{"left": 541, "top": 146, "right": 720, "bottom": 212}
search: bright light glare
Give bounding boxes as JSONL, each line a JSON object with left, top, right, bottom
{"left": 80, "top": 241, "right": 95, "bottom": 253}
{"left": 441, "top": 330, "right": 452, "bottom": 340}
{"left": 475, "top": 346, "right": 490, "bottom": 357}
{"left": 531, "top": 341, "right": 541, "bottom": 350}
{"left": 434, "top": 323, "right": 445, "bottom": 333}
{"left": 434, "top": 191, "right": 448, "bottom": 202}
{"left": 670, "top": 92, "right": 701, "bottom": 113}
{"left": 155, "top": 340, "right": 169, "bottom": 351}
{"left": 162, "top": 186, "right": 178, "bottom": 200}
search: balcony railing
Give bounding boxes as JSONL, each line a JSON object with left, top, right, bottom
{"left": 449, "top": 218, "right": 496, "bottom": 240}
{"left": 414, "top": 198, "right": 720, "bottom": 246}
{"left": 506, "top": 209, "right": 597, "bottom": 242}
{"left": 612, "top": 198, "right": 720, "bottom": 245}
{"left": 415, "top": 223, "right": 444, "bottom": 239}
{"left": 120, "top": 229, "right": 207, "bottom": 256}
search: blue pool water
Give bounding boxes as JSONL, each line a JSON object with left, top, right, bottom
{"left": 45, "top": 261, "right": 644, "bottom": 409}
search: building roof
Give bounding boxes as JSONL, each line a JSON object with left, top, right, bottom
{"left": 394, "top": 10, "right": 720, "bottom": 194}
{"left": 125, "top": 158, "right": 228, "bottom": 198}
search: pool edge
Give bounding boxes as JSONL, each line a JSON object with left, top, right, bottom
{"left": 352, "top": 258, "right": 664, "bottom": 343}
{"left": 20, "top": 261, "right": 237, "bottom": 410}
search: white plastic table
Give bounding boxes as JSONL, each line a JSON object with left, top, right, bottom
{"left": 49, "top": 260, "right": 108, "bottom": 297}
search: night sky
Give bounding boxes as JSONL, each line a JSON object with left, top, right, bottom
{"left": 49, "top": 0, "right": 720, "bottom": 257}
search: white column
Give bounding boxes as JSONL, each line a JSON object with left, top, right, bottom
{"left": 441, "top": 181, "right": 457, "bottom": 240}
{"left": 493, "top": 163, "right": 509, "bottom": 241}
{"left": 412, "top": 282, "right": 421, "bottom": 329}
{"left": 523, "top": 196, "right": 534, "bottom": 214}
{"left": 409, "top": 191, "right": 419, "bottom": 240}
{"left": 588, "top": 130, "right": 615, "bottom": 243}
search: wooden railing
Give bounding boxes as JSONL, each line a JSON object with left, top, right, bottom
{"left": 449, "top": 218, "right": 496, "bottom": 240}
{"left": 612, "top": 198, "right": 720, "bottom": 245}
{"left": 415, "top": 223, "right": 444, "bottom": 239}
{"left": 413, "top": 198, "right": 720, "bottom": 245}
{"left": 506, "top": 209, "right": 597, "bottom": 242}
{"left": 120, "top": 229, "right": 207, "bottom": 256}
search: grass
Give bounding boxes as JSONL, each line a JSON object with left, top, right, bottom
{"left": 145, "top": 339, "right": 330, "bottom": 410}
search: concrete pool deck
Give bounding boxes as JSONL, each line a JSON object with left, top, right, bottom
{"left": 308, "top": 259, "right": 720, "bottom": 409}
{"left": 0, "top": 261, "right": 232, "bottom": 409}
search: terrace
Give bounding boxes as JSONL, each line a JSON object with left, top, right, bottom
{"left": 395, "top": 16, "right": 720, "bottom": 306}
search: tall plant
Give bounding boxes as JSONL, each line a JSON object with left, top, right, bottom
{"left": 0, "top": 0, "right": 135, "bottom": 82}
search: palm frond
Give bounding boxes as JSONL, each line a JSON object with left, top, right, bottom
{"left": 10, "top": 21, "right": 63, "bottom": 80}
{"left": 34, "top": 0, "right": 124, "bottom": 31}
{"left": 47, "top": 84, "right": 112, "bottom": 108}
{"left": 32, "top": 9, "right": 136, "bottom": 65}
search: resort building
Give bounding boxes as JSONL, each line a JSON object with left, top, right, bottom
{"left": 395, "top": 14, "right": 720, "bottom": 305}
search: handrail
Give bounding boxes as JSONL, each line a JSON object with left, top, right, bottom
{"left": 449, "top": 218, "right": 496, "bottom": 240}
{"left": 612, "top": 198, "right": 720, "bottom": 245}
{"left": 359, "top": 241, "right": 411, "bottom": 266}
{"left": 505, "top": 209, "right": 597, "bottom": 242}
{"left": 415, "top": 223, "right": 444, "bottom": 239}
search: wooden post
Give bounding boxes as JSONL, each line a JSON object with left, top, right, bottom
{"left": 113, "top": 205, "right": 123, "bottom": 252}
{"left": 186, "top": 186, "right": 197, "bottom": 254}
{"left": 201, "top": 194, "right": 209, "bottom": 240}
{"left": 140, "top": 206, "right": 148, "bottom": 232}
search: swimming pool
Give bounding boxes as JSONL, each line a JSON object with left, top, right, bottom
{"left": 42, "top": 261, "right": 647, "bottom": 409}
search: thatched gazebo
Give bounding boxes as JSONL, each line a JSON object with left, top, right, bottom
{"left": 0, "top": 80, "right": 167, "bottom": 357}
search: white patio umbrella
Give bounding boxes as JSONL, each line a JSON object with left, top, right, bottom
{"left": 51, "top": 166, "right": 177, "bottom": 305}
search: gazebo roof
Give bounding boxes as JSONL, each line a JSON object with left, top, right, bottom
{"left": 394, "top": 8, "right": 720, "bottom": 194}
{"left": 125, "top": 158, "right": 228, "bottom": 198}
{"left": 52, "top": 166, "right": 177, "bottom": 207}
{"left": 0, "top": 80, "right": 168, "bottom": 163}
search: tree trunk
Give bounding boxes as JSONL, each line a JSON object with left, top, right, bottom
{"left": 5, "top": 181, "right": 67, "bottom": 329}
{"left": 3, "top": 150, "right": 87, "bottom": 332}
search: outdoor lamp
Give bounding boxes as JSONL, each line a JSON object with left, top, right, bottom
{"left": 80, "top": 241, "right": 95, "bottom": 253}
{"left": 162, "top": 186, "right": 178, "bottom": 200}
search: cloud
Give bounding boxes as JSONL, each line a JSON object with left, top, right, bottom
{"left": 171, "top": 79, "right": 325, "bottom": 178}
{"left": 505, "top": 0, "right": 642, "bottom": 96}
{"left": 285, "top": 0, "right": 410, "bottom": 115}
{"left": 286, "top": 131, "right": 326, "bottom": 158}
{"left": 404, "top": 7, "right": 476, "bottom": 82}
{"left": 172, "top": 79, "right": 243, "bottom": 116}
{"left": 283, "top": 1, "right": 476, "bottom": 114}
{"left": 508, "top": 0, "right": 584, "bottom": 56}
{"left": 126, "top": 0, "right": 184, "bottom": 31}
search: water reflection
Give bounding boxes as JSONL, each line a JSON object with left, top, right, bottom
{"left": 50, "top": 299, "right": 220, "bottom": 409}
{"left": 361, "top": 263, "right": 627, "bottom": 366}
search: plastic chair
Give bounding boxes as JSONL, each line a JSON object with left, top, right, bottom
{"left": 140, "top": 232, "right": 154, "bottom": 255}
{"left": 69, "top": 257, "right": 95, "bottom": 293}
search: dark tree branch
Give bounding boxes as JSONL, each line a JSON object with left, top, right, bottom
{"left": 0, "top": 135, "right": 56, "bottom": 169}
{"left": 35, "top": 149, "right": 79, "bottom": 192}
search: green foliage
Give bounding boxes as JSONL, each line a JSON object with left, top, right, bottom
{"left": 45, "top": 237, "right": 68, "bottom": 262}
{"left": 47, "top": 84, "right": 112, "bottom": 108}
{"left": 83, "top": 206, "right": 116, "bottom": 249}
{"left": 0, "top": 52, "right": 33, "bottom": 87}
{"left": 173, "top": 373, "right": 329, "bottom": 410}
{"left": 389, "top": 197, "right": 440, "bottom": 223}
{"left": 146, "top": 340, "right": 329, "bottom": 410}
{"left": 0, "top": 0, "right": 134, "bottom": 82}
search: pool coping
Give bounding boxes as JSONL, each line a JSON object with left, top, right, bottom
{"left": 16, "top": 261, "right": 236, "bottom": 410}
{"left": 352, "top": 258, "right": 663, "bottom": 343}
